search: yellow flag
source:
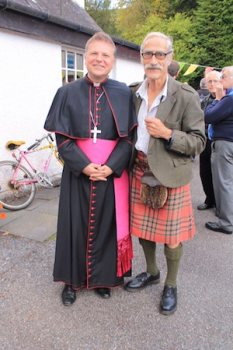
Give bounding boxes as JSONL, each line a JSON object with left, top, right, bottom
{"left": 183, "top": 64, "right": 199, "bottom": 76}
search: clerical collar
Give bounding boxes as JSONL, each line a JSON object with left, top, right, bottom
{"left": 85, "top": 74, "right": 108, "bottom": 87}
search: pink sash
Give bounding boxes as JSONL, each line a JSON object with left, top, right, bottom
{"left": 76, "top": 139, "right": 133, "bottom": 277}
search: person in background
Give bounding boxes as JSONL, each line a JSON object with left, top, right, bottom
{"left": 125, "top": 32, "right": 205, "bottom": 315}
{"left": 197, "top": 71, "right": 222, "bottom": 211}
{"left": 205, "top": 66, "right": 233, "bottom": 234}
{"left": 197, "top": 77, "right": 209, "bottom": 103}
{"left": 44, "top": 32, "right": 137, "bottom": 305}
{"left": 168, "top": 60, "right": 180, "bottom": 79}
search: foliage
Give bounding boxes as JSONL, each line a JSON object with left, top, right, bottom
{"left": 85, "top": 0, "right": 233, "bottom": 86}
{"left": 85, "top": 0, "right": 120, "bottom": 35}
{"left": 193, "top": 0, "right": 233, "bottom": 68}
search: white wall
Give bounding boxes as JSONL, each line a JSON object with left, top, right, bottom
{"left": 112, "top": 57, "right": 145, "bottom": 86}
{"left": 0, "top": 29, "right": 143, "bottom": 182}
{"left": 0, "top": 30, "right": 63, "bottom": 178}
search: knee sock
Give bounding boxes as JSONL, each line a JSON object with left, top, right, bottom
{"left": 139, "top": 238, "right": 159, "bottom": 276}
{"left": 164, "top": 243, "right": 183, "bottom": 287}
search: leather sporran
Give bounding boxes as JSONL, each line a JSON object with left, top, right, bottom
{"left": 140, "top": 170, "right": 168, "bottom": 209}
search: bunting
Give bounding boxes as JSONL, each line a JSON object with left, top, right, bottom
{"left": 177, "top": 62, "right": 221, "bottom": 76}
{"left": 183, "top": 64, "right": 199, "bottom": 76}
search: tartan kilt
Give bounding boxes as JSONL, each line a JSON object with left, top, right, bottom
{"left": 130, "top": 152, "right": 195, "bottom": 244}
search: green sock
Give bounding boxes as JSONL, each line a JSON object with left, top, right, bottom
{"left": 139, "top": 238, "right": 159, "bottom": 276}
{"left": 164, "top": 243, "right": 183, "bottom": 287}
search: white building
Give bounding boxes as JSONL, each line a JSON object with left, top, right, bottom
{"left": 0, "top": 0, "right": 143, "bottom": 178}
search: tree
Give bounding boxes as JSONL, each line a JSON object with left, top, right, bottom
{"left": 85, "top": 0, "right": 120, "bottom": 35}
{"left": 193, "top": 0, "right": 233, "bottom": 68}
{"left": 115, "top": 0, "right": 170, "bottom": 38}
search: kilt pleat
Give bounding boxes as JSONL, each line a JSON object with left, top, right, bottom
{"left": 130, "top": 152, "right": 195, "bottom": 244}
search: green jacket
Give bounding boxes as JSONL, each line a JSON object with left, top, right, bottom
{"left": 130, "top": 76, "right": 206, "bottom": 188}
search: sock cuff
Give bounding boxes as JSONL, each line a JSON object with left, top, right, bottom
{"left": 164, "top": 243, "right": 183, "bottom": 260}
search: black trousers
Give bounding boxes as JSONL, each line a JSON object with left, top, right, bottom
{"left": 199, "top": 139, "right": 215, "bottom": 206}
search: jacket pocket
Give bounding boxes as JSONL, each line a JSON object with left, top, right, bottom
{"left": 173, "top": 157, "right": 191, "bottom": 167}
{"left": 164, "top": 120, "right": 181, "bottom": 130}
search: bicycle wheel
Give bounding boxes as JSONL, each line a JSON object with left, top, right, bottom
{"left": 0, "top": 161, "right": 36, "bottom": 210}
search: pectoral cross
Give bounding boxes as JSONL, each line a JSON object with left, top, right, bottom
{"left": 91, "top": 126, "right": 101, "bottom": 143}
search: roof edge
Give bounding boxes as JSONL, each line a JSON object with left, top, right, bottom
{"left": 0, "top": 0, "right": 140, "bottom": 51}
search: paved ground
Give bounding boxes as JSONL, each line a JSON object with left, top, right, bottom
{"left": 0, "top": 159, "right": 233, "bottom": 350}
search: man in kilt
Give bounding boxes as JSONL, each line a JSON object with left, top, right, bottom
{"left": 125, "top": 32, "right": 206, "bottom": 315}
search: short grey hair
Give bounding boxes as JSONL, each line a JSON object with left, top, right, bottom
{"left": 85, "top": 31, "right": 117, "bottom": 57}
{"left": 222, "top": 66, "right": 233, "bottom": 78}
{"left": 140, "top": 32, "right": 173, "bottom": 65}
{"left": 206, "top": 70, "right": 221, "bottom": 81}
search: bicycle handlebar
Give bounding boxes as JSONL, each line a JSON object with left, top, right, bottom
{"left": 27, "top": 133, "right": 54, "bottom": 151}
{"left": 27, "top": 142, "right": 40, "bottom": 151}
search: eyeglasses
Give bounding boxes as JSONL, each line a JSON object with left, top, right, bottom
{"left": 207, "top": 79, "right": 220, "bottom": 84}
{"left": 141, "top": 51, "right": 172, "bottom": 60}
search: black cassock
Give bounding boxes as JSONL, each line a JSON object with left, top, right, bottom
{"left": 44, "top": 76, "right": 137, "bottom": 289}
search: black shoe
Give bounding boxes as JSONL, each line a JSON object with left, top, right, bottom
{"left": 159, "top": 285, "right": 177, "bottom": 315}
{"left": 125, "top": 271, "right": 160, "bottom": 292}
{"left": 95, "top": 288, "right": 111, "bottom": 299}
{"left": 197, "top": 203, "right": 215, "bottom": 210}
{"left": 205, "top": 222, "right": 232, "bottom": 234}
{"left": 61, "top": 284, "right": 76, "bottom": 306}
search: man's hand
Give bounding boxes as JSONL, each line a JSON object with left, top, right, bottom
{"left": 215, "top": 84, "right": 226, "bottom": 100}
{"left": 89, "top": 165, "right": 113, "bottom": 181}
{"left": 83, "top": 163, "right": 113, "bottom": 182}
{"left": 145, "top": 117, "right": 172, "bottom": 140}
{"left": 82, "top": 163, "right": 101, "bottom": 177}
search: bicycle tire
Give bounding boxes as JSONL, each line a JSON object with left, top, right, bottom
{"left": 0, "top": 160, "right": 36, "bottom": 210}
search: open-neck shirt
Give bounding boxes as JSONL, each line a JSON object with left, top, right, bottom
{"left": 135, "top": 76, "right": 168, "bottom": 154}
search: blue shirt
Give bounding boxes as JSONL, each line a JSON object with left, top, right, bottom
{"left": 205, "top": 88, "right": 233, "bottom": 142}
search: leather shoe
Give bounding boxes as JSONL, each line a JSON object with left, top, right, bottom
{"left": 95, "top": 288, "right": 111, "bottom": 299}
{"left": 61, "top": 284, "right": 76, "bottom": 306}
{"left": 197, "top": 203, "right": 215, "bottom": 210}
{"left": 125, "top": 271, "right": 160, "bottom": 292}
{"left": 159, "top": 285, "right": 177, "bottom": 315}
{"left": 205, "top": 222, "right": 232, "bottom": 234}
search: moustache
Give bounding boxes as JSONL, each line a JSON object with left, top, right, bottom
{"left": 145, "top": 64, "right": 163, "bottom": 70}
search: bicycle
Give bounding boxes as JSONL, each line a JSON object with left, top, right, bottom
{"left": 0, "top": 133, "right": 64, "bottom": 211}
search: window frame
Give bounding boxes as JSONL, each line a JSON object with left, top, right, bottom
{"left": 61, "top": 46, "right": 85, "bottom": 85}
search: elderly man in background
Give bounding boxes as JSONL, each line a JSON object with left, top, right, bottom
{"left": 205, "top": 66, "right": 233, "bottom": 234}
{"left": 197, "top": 70, "right": 222, "bottom": 211}
{"left": 125, "top": 32, "right": 205, "bottom": 315}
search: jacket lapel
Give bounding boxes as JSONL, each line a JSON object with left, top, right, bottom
{"left": 148, "top": 77, "right": 177, "bottom": 150}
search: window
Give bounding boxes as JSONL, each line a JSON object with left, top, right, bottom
{"left": 62, "top": 48, "right": 84, "bottom": 85}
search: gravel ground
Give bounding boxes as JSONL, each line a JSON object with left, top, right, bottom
{"left": 0, "top": 159, "right": 233, "bottom": 350}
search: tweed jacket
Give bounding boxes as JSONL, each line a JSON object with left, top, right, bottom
{"left": 130, "top": 77, "right": 206, "bottom": 188}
